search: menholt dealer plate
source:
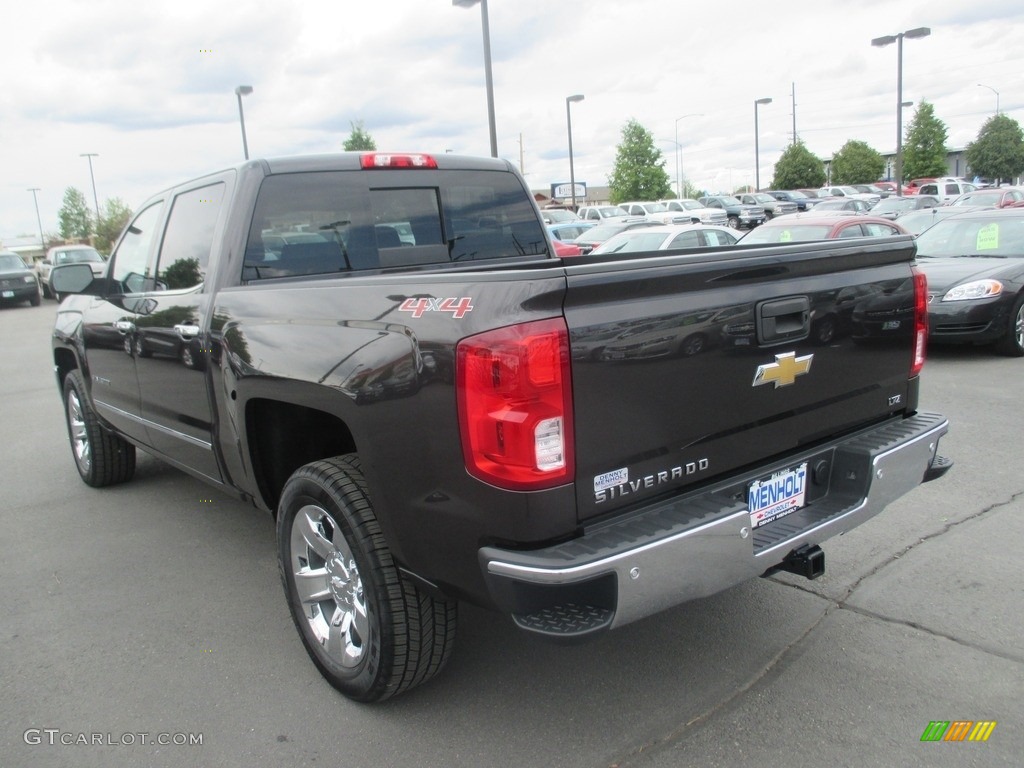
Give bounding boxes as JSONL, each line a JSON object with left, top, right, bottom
{"left": 748, "top": 463, "right": 808, "bottom": 528}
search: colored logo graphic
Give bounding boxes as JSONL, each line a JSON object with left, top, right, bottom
{"left": 920, "top": 721, "right": 996, "bottom": 742}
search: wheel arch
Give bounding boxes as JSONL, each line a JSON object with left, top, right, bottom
{"left": 245, "top": 395, "right": 359, "bottom": 515}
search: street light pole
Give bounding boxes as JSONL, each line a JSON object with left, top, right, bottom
{"left": 453, "top": 0, "right": 498, "bottom": 158}
{"left": 872, "top": 26, "right": 930, "bottom": 196}
{"left": 977, "top": 83, "right": 1000, "bottom": 115}
{"left": 234, "top": 85, "right": 253, "bottom": 160}
{"left": 566, "top": 94, "right": 584, "bottom": 211}
{"left": 674, "top": 113, "right": 702, "bottom": 199}
{"left": 28, "top": 188, "right": 45, "bottom": 256}
{"left": 80, "top": 153, "right": 100, "bottom": 229}
{"left": 753, "top": 98, "right": 772, "bottom": 192}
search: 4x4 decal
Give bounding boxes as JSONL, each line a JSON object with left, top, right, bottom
{"left": 399, "top": 297, "right": 474, "bottom": 319}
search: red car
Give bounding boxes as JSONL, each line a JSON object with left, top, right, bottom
{"left": 905, "top": 178, "right": 936, "bottom": 196}
{"left": 874, "top": 181, "right": 912, "bottom": 196}
{"left": 737, "top": 213, "right": 908, "bottom": 245}
{"left": 950, "top": 187, "right": 1024, "bottom": 209}
{"left": 552, "top": 238, "right": 581, "bottom": 257}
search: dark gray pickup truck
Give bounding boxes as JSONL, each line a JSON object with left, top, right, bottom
{"left": 51, "top": 152, "right": 951, "bottom": 702}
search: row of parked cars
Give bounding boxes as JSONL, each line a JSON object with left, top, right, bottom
{"left": 543, "top": 192, "right": 1024, "bottom": 358}
{"left": 0, "top": 244, "right": 108, "bottom": 308}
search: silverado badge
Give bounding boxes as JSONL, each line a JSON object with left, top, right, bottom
{"left": 752, "top": 352, "right": 813, "bottom": 388}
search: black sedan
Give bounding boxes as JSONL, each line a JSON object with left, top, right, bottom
{"left": 0, "top": 251, "right": 41, "bottom": 307}
{"left": 914, "top": 209, "right": 1024, "bottom": 356}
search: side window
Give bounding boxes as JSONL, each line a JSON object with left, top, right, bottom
{"left": 111, "top": 203, "right": 163, "bottom": 294}
{"left": 863, "top": 223, "right": 898, "bottom": 237}
{"left": 946, "top": 183, "right": 959, "bottom": 195}
{"left": 156, "top": 183, "right": 225, "bottom": 290}
{"left": 669, "top": 231, "right": 702, "bottom": 249}
{"left": 837, "top": 224, "right": 865, "bottom": 238}
{"left": 703, "top": 230, "right": 738, "bottom": 246}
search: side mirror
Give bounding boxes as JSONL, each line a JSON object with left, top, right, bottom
{"left": 50, "top": 263, "right": 97, "bottom": 296}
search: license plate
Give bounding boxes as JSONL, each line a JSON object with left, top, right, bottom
{"left": 1, "top": 291, "right": 13, "bottom": 298}
{"left": 748, "top": 463, "right": 808, "bottom": 528}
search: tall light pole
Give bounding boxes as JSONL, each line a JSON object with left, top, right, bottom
{"left": 235, "top": 85, "right": 253, "bottom": 160}
{"left": 753, "top": 98, "right": 772, "bottom": 192}
{"left": 453, "top": 0, "right": 498, "bottom": 158}
{"left": 872, "top": 26, "right": 930, "bottom": 196}
{"left": 80, "top": 153, "right": 100, "bottom": 229}
{"left": 566, "top": 94, "right": 584, "bottom": 210}
{"left": 28, "top": 188, "right": 45, "bottom": 256}
{"left": 674, "top": 113, "right": 702, "bottom": 199}
{"left": 977, "top": 83, "right": 1000, "bottom": 115}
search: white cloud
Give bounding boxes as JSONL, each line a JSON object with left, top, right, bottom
{"left": 2, "top": 0, "right": 1023, "bottom": 240}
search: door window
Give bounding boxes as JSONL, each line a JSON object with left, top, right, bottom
{"left": 156, "top": 183, "right": 226, "bottom": 290}
{"left": 110, "top": 203, "right": 163, "bottom": 294}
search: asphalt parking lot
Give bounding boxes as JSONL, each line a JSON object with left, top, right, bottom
{"left": 1, "top": 299, "right": 1021, "bottom": 768}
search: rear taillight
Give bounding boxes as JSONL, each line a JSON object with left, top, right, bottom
{"left": 456, "top": 318, "right": 574, "bottom": 491}
{"left": 360, "top": 153, "right": 438, "bottom": 169}
{"left": 911, "top": 266, "right": 928, "bottom": 377}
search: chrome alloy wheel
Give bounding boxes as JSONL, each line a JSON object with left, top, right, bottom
{"left": 67, "top": 389, "right": 91, "bottom": 473}
{"left": 290, "top": 505, "right": 369, "bottom": 668}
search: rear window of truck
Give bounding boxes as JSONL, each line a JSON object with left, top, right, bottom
{"left": 242, "top": 170, "right": 549, "bottom": 280}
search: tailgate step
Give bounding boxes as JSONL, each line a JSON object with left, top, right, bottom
{"left": 512, "top": 603, "right": 613, "bottom": 638}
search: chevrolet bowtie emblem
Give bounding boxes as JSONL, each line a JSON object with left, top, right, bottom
{"left": 753, "top": 352, "right": 813, "bottom": 388}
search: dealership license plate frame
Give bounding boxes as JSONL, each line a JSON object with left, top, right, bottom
{"left": 748, "top": 462, "right": 808, "bottom": 528}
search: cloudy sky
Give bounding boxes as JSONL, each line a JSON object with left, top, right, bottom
{"left": 2, "top": 0, "right": 1023, "bottom": 242}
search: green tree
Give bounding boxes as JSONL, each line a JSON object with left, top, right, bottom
{"left": 94, "top": 198, "right": 133, "bottom": 256}
{"left": 343, "top": 120, "right": 377, "bottom": 151}
{"left": 830, "top": 140, "right": 885, "bottom": 185}
{"left": 902, "top": 101, "right": 949, "bottom": 181}
{"left": 681, "top": 180, "right": 705, "bottom": 200}
{"left": 58, "top": 187, "right": 92, "bottom": 240}
{"left": 770, "top": 140, "right": 826, "bottom": 189}
{"left": 608, "top": 119, "right": 672, "bottom": 203}
{"left": 965, "top": 114, "right": 1024, "bottom": 184}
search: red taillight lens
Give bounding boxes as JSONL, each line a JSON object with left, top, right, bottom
{"left": 456, "top": 318, "right": 574, "bottom": 491}
{"left": 360, "top": 153, "right": 438, "bottom": 169}
{"left": 911, "top": 266, "right": 928, "bottom": 377}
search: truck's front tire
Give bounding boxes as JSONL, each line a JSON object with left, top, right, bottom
{"left": 63, "top": 370, "right": 136, "bottom": 487}
{"left": 277, "top": 455, "right": 457, "bottom": 702}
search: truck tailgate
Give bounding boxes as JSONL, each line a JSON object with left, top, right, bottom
{"left": 564, "top": 238, "right": 921, "bottom": 523}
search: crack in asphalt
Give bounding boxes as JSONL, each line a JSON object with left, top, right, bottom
{"left": 607, "top": 489, "right": 1024, "bottom": 767}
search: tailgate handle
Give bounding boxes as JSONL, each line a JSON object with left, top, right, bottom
{"left": 758, "top": 297, "right": 810, "bottom": 344}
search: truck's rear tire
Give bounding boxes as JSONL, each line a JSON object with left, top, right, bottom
{"left": 63, "top": 370, "right": 136, "bottom": 487}
{"left": 727, "top": 215, "right": 739, "bottom": 229}
{"left": 277, "top": 455, "right": 457, "bottom": 702}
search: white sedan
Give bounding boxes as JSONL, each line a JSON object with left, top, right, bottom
{"left": 589, "top": 224, "right": 739, "bottom": 255}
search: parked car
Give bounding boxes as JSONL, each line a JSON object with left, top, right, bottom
{"left": 870, "top": 195, "right": 940, "bottom": 219}
{"left": 802, "top": 198, "right": 874, "bottom": 214}
{"left": 949, "top": 187, "right": 1024, "bottom": 210}
{"left": 874, "top": 181, "right": 911, "bottom": 196}
{"left": 551, "top": 239, "right": 581, "bottom": 257}
{"left": 573, "top": 220, "right": 661, "bottom": 254}
{"left": 37, "top": 245, "right": 106, "bottom": 299}
{"left": 618, "top": 201, "right": 698, "bottom": 225}
{"left": 0, "top": 251, "right": 41, "bottom": 307}
{"left": 766, "top": 190, "right": 819, "bottom": 212}
{"left": 797, "top": 188, "right": 825, "bottom": 198}
{"left": 737, "top": 213, "right": 907, "bottom": 244}
{"left": 546, "top": 221, "right": 596, "bottom": 244}
{"left": 698, "top": 195, "right": 765, "bottom": 229}
{"left": 905, "top": 178, "right": 936, "bottom": 195}
{"left": 589, "top": 225, "right": 739, "bottom": 255}
{"left": 577, "top": 205, "right": 631, "bottom": 223}
{"left": 539, "top": 207, "right": 580, "bottom": 225}
{"left": 853, "top": 184, "right": 890, "bottom": 199}
{"left": 915, "top": 177, "right": 977, "bottom": 204}
{"left": 818, "top": 185, "right": 880, "bottom": 207}
{"left": 914, "top": 208, "right": 1024, "bottom": 356}
{"left": 895, "top": 207, "right": 971, "bottom": 236}
{"left": 657, "top": 199, "right": 729, "bottom": 226}
{"left": 735, "top": 192, "right": 798, "bottom": 219}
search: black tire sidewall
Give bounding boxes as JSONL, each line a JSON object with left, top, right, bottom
{"left": 277, "top": 466, "right": 395, "bottom": 701}
{"left": 63, "top": 371, "right": 97, "bottom": 484}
